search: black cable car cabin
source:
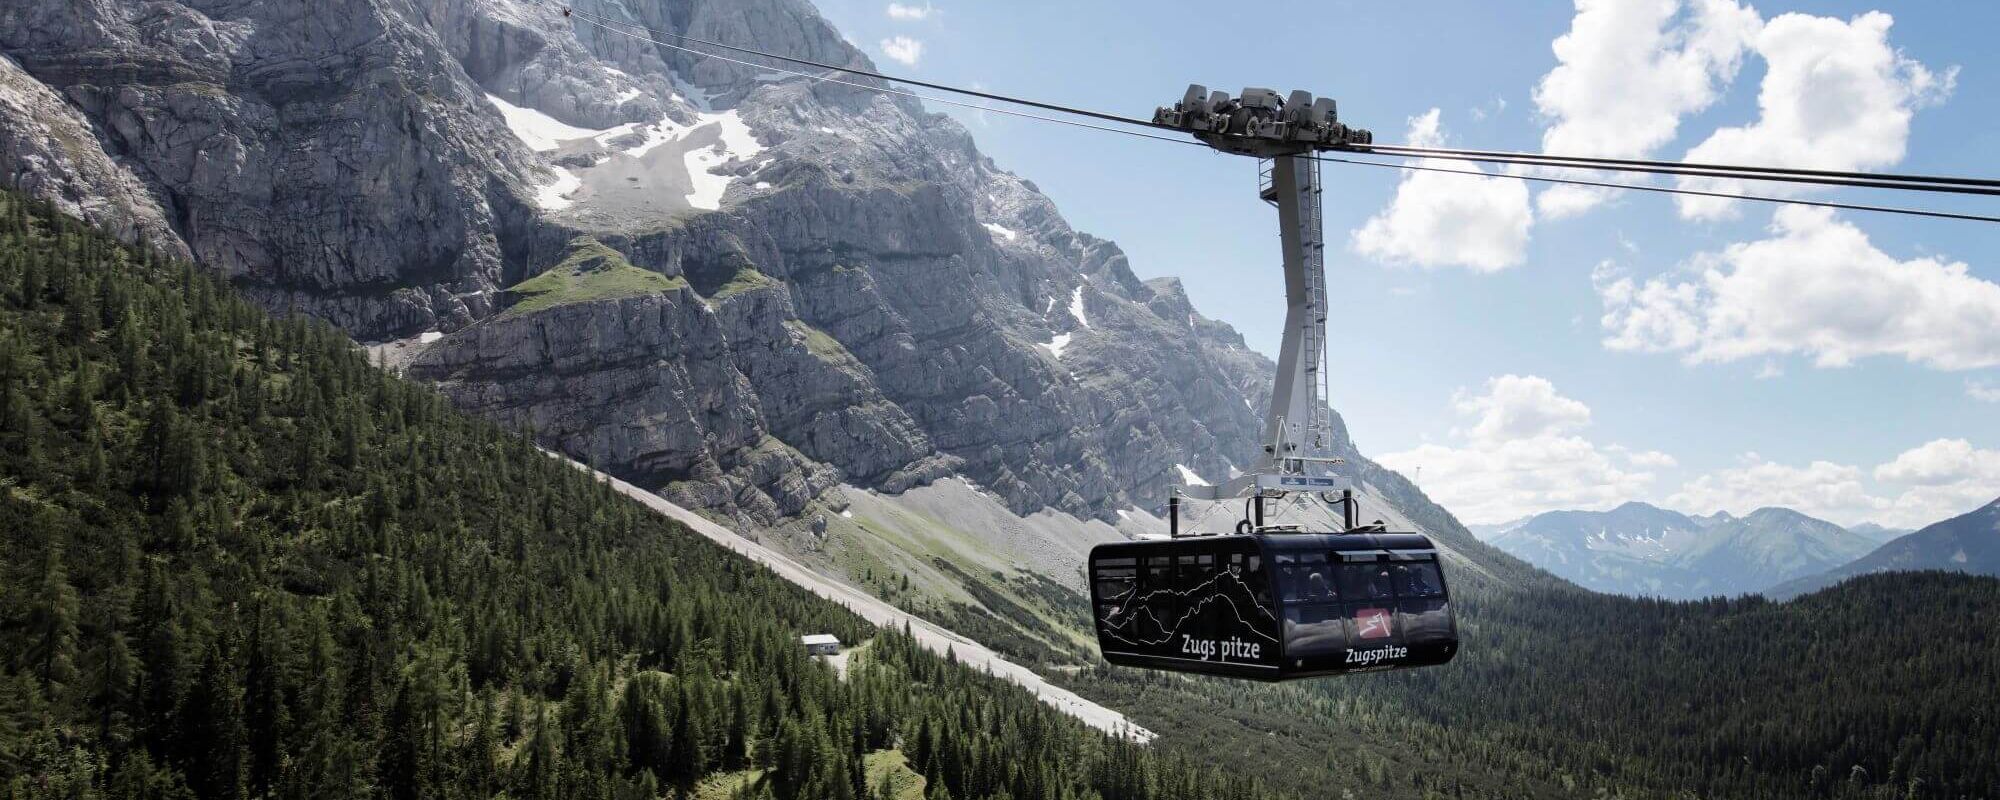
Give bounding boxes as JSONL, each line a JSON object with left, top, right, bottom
{"left": 1089, "top": 532, "right": 1457, "bottom": 681}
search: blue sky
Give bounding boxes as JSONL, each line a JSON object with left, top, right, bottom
{"left": 811, "top": 0, "right": 1998, "bottom": 528}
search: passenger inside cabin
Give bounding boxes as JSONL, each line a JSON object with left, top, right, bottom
{"left": 1339, "top": 564, "right": 1396, "bottom": 600}
{"left": 1306, "top": 570, "right": 1333, "bottom": 600}
{"left": 1396, "top": 563, "right": 1443, "bottom": 598}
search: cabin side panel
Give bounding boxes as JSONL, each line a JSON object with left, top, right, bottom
{"left": 1089, "top": 539, "right": 1282, "bottom": 677}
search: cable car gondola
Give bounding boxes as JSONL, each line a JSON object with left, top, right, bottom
{"left": 1089, "top": 521, "right": 1457, "bottom": 681}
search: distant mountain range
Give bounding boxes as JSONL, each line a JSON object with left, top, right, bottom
{"left": 1770, "top": 497, "right": 2000, "bottom": 599}
{"left": 1847, "top": 522, "right": 1914, "bottom": 544}
{"left": 1487, "top": 502, "right": 1877, "bottom": 599}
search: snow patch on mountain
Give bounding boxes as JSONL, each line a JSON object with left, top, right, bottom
{"left": 684, "top": 110, "right": 764, "bottom": 210}
{"left": 534, "top": 166, "right": 583, "bottom": 210}
{"left": 486, "top": 93, "right": 607, "bottom": 151}
{"left": 1042, "top": 332, "right": 1073, "bottom": 360}
{"left": 1175, "top": 464, "right": 1210, "bottom": 486}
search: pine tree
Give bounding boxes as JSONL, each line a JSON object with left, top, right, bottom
{"left": 25, "top": 541, "right": 81, "bottom": 692}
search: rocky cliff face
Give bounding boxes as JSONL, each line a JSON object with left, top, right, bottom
{"left": 0, "top": 0, "right": 552, "bottom": 335}
{"left": 0, "top": 0, "right": 1502, "bottom": 557}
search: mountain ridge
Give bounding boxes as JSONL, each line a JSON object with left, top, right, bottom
{"left": 1488, "top": 501, "right": 1875, "bottom": 598}
{"left": 1770, "top": 496, "right": 2000, "bottom": 599}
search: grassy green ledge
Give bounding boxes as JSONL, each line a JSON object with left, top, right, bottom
{"left": 501, "top": 236, "right": 686, "bottom": 318}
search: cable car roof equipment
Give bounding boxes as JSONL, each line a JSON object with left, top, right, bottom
{"left": 1087, "top": 86, "right": 1458, "bottom": 680}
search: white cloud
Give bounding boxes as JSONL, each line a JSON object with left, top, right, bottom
{"left": 886, "top": 2, "right": 935, "bottom": 20}
{"left": 1531, "top": 0, "right": 1761, "bottom": 217}
{"left": 1454, "top": 374, "right": 1592, "bottom": 443}
{"left": 1675, "top": 11, "right": 1956, "bottom": 219}
{"left": 1672, "top": 441, "right": 2000, "bottom": 528}
{"left": 1468, "top": 95, "right": 1508, "bottom": 122}
{"left": 1874, "top": 438, "right": 2000, "bottom": 486}
{"left": 1597, "top": 207, "right": 2000, "bottom": 370}
{"left": 879, "top": 36, "right": 924, "bottom": 66}
{"left": 1379, "top": 375, "right": 1660, "bottom": 524}
{"left": 1969, "top": 380, "right": 2000, "bottom": 403}
{"left": 1352, "top": 110, "right": 1533, "bottom": 272}
{"left": 1611, "top": 446, "right": 1679, "bottom": 469}
{"left": 1670, "top": 455, "right": 1886, "bottom": 525}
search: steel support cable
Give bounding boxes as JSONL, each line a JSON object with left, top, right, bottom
{"left": 1313, "top": 155, "right": 2000, "bottom": 224}
{"left": 560, "top": 7, "right": 1997, "bottom": 223}
{"left": 565, "top": 7, "right": 1173, "bottom": 132}
{"left": 568, "top": 6, "right": 1997, "bottom": 197}
{"left": 565, "top": 9, "right": 1203, "bottom": 146}
{"left": 1359, "top": 143, "right": 2000, "bottom": 190}
{"left": 1345, "top": 149, "right": 2000, "bottom": 197}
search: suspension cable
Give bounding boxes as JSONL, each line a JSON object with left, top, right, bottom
{"left": 566, "top": 6, "right": 1171, "bottom": 133}
{"left": 565, "top": 9, "right": 1205, "bottom": 147}
{"left": 1360, "top": 143, "right": 2000, "bottom": 190}
{"left": 557, "top": 6, "right": 1998, "bottom": 223}
{"left": 1314, "top": 156, "right": 2000, "bottom": 224}
{"left": 1345, "top": 148, "right": 2000, "bottom": 197}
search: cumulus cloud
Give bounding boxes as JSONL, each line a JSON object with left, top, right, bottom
{"left": 1670, "top": 455, "right": 1885, "bottom": 524}
{"left": 886, "top": 2, "right": 935, "bottom": 20}
{"left": 879, "top": 36, "right": 924, "bottom": 66}
{"left": 1671, "top": 440, "right": 2000, "bottom": 528}
{"left": 1676, "top": 11, "right": 1956, "bottom": 219}
{"left": 1352, "top": 110, "right": 1534, "bottom": 272}
{"left": 1611, "top": 446, "right": 1679, "bottom": 469}
{"left": 1874, "top": 438, "right": 2000, "bottom": 486}
{"left": 1970, "top": 380, "right": 2000, "bottom": 403}
{"left": 1597, "top": 207, "right": 2000, "bottom": 370}
{"left": 1532, "top": 0, "right": 1761, "bottom": 217}
{"left": 1454, "top": 374, "right": 1592, "bottom": 443}
{"left": 1378, "top": 376, "right": 1661, "bottom": 524}
{"left": 1468, "top": 96, "right": 1508, "bottom": 122}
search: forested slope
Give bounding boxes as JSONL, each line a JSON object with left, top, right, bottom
{"left": 0, "top": 193, "right": 1265, "bottom": 799}
{"left": 1069, "top": 571, "right": 2000, "bottom": 800}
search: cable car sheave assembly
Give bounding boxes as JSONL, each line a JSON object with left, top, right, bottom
{"left": 1087, "top": 86, "right": 1458, "bottom": 681}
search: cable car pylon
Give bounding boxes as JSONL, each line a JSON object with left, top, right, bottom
{"left": 1153, "top": 85, "right": 1374, "bottom": 536}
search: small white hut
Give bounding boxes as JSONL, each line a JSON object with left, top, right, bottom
{"left": 801, "top": 633, "right": 841, "bottom": 656}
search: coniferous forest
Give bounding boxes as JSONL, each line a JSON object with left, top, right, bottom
{"left": 0, "top": 193, "right": 1260, "bottom": 799}
{"left": 1070, "top": 569, "right": 2000, "bottom": 799}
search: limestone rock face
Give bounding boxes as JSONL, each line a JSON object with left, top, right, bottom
{"left": 0, "top": 54, "right": 186, "bottom": 259}
{"left": 0, "top": 0, "right": 549, "bottom": 336}
{"left": 0, "top": 0, "right": 1482, "bottom": 545}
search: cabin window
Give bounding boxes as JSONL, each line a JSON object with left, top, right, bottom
{"left": 1093, "top": 558, "right": 1137, "bottom": 601}
{"left": 1179, "top": 553, "right": 1216, "bottom": 585}
{"left": 1398, "top": 598, "right": 1452, "bottom": 643}
{"left": 1231, "top": 552, "right": 1272, "bottom": 608}
{"left": 1393, "top": 562, "right": 1444, "bottom": 598}
{"left": 1337, "top": 563, "right": 1396, "bottom": 601}
{"left": 1283, "top": 603, "right": 1346, "bottom": 657}
{"left": 1132, "top": 556, "right": 1175, "bottom": 640}
{"left": 1278, "top": 552, "right": 1333, "bottom": 603}
{"left": 1092, "top": 558, "right": 1140, "bottom": 643}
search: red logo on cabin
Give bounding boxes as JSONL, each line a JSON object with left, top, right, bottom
{"left": 1354, "top": 608, "right": 1393, "bottom": 640}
